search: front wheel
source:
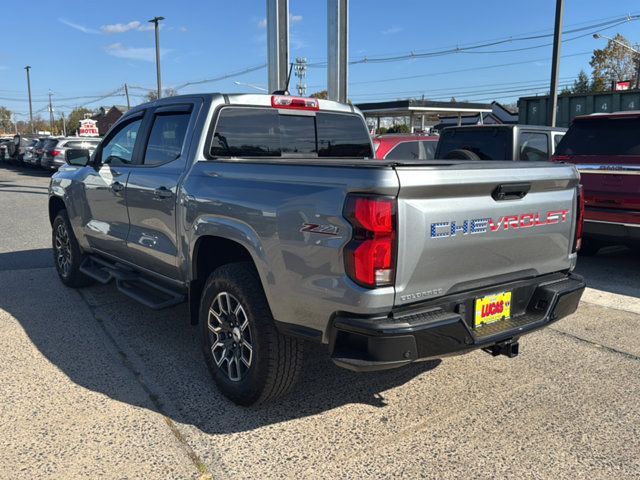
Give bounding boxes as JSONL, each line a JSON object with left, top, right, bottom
{"left": 52, "top": 211, "right": 95, "bottom": 288}
{"left": 200, "top": 263, "right": 303, "bottom": 406}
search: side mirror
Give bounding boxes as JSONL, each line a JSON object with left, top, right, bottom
{"left": 65, "top": 148, "right": 91, "bottom": 167}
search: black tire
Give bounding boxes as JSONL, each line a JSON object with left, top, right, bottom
{"left": 200, "top": 262, "right": 303, "bottom": 406}
{"left": 443, "top": 148, "right": 482, "bottom": 160}
{"left": 52, "top": 210, "right": 95, "bottom": 288}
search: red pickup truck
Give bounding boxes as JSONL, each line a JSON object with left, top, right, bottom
{"left": 553, "top": 112, "right": 640, "bottom": 254}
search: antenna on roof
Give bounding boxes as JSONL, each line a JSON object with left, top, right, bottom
{"left": 272, "top": 62, "right": 294, "bottom": 95}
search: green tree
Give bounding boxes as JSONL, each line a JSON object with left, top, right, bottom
{"left": 590, "top": 34, "right": 639, "bottom": 91}
{"left": 0, "top": 106, "right": 13, "bottom": 133}
{"left": 387, "top": 124, "right": 410, "bottom": 134}
{"left": 310, "top": 90, "right": 328, "bottom": 99}
{"left": 572, "top": 69, "right": 591, "bottom": 94}
{"left": 64, "top": 108, "right": 94, "bottom": 136}
{"left": 145, "top": 88, "right": 179, "bottom": 102}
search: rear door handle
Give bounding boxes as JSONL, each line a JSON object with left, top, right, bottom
{"left": 154, "top": 186, "right": 173, "bottom": 199}
{"left": 111, "top": 181, "right": 125, "bottom": 192}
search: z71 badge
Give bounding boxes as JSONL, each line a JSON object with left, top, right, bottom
{"left": 300, "top": 223, "right": 339, "bottom": 236}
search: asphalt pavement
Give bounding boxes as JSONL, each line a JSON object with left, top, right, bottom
{"left": 1, "top": 163, "right": 639, "bottom": 479}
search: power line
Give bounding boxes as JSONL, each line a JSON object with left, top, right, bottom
{"left": 172, "top": 64, "right": 267, "bottom": 91}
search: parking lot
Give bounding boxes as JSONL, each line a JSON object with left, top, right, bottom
{"left": 1, "top": 164, "right": 639, "bottom": 479}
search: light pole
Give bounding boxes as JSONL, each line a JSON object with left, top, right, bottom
{"left": 48, "top": 90, "right": 54, "bottom": 134}
{"left": 24, "top": 66, "right": 33, "bottom": 133}
{"left": 593, "top": 33, "right": 640, "bottom": 89}
{"left": 548, "top": 0, "right": 564, "bottom": 127}
{"left": 148, "top": 16, "right": 165, "bottom": 99}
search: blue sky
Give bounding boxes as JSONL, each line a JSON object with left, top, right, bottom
{"left": 1, "top": 0, "right": 639, "bottom": 120}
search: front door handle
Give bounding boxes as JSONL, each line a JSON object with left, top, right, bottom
{"left": 111, "top": 181, "right": 125, "bottom": 192}
{"left": 154, "top": 186, "right": 173, "bottom": 199}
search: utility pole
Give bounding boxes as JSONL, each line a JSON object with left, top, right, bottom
{"left": 61, "top": 112, "right": 66, "bottom": 137}
{"left": 327, "top": 0, "right": 348, "bottom": 103}
{"left": 24, "top": 66, "right": 33, "bottom": 133}
{"left": 294, "top": 57, "right": 307, "bottom": 96}
{"left": 124, "top": 83, "right": 131, "bottom": 109}
{"left": 148, "top": 16, "right": 165, "bottom": 99}
{"left": 548, "top": 0, "right": 564, "bottom": 127}
{"left": 267, "top": 0, "right": 289, "bottom": 93}
{"left": 48, "top": 90, "right": 54, "bottom": 134}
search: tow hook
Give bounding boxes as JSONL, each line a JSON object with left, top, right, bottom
{"left": 483, "top": 340, "right": 519, "bottom": 358}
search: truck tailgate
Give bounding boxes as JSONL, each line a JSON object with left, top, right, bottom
{"left": 393, "top": 162, "right": 580, "bottom": 306}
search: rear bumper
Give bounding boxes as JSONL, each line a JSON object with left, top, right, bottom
{"left": 329, "top": 273, "right": 585, "bottom": 372}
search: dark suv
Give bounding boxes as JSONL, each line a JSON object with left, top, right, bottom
{"left": 435, "top": 124, "right": 566, "bottom": 161}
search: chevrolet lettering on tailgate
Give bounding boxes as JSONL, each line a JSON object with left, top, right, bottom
{"left": 430, "top": 210, "right": 570, "bottom": 239}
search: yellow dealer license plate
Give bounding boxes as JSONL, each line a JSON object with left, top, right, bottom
{"left": 474, "top": 291, "right": 512, "bottom": 327}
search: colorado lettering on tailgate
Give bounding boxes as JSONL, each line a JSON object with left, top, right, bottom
{"left": 430, "top": 210, "right": 569, "bottom": 239}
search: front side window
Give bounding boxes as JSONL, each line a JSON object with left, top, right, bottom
{"left": 520, "top": 132, "right": 549, "bottom": 161}
{"left": 143, "top": 113, "right": 191, "bottom": 165}
{"left": 210, "top": 107, "right": 372, "bottom": 158}
{"left": 100, "top": 119, "right": 142, "bottom": 165}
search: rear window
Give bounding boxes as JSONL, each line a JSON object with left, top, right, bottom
{"left": 43, "top": 139, "right": 59, "bottom": 150}
{"left": 555, "top": 117, "right": 640, "bottom": 156}
{"left": 437, "top": 128, "right": 511, "bottom": 160}
{"left": 209, "top": 107, "right": 372, "bottom": 158}
{"left": 64, "top": 140, "right": 101, "bottom": 149}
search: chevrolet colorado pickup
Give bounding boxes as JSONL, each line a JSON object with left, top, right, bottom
{"left": 49, "top": 93, "right": 586, "bottom": 405}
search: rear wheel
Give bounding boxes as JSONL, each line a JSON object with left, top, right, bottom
{"left": 200, "top": 263, "right": 303, "bottom": 406}
{"left": 52, "top": 210, "right": 94, "bottom": 288}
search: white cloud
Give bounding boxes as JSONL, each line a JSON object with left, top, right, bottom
{"left": 59, "top": 18, "right": 100, "bottom": 34}
{"left": 179, "top": 26, "right": 188, "bottom": 32}
{"left": 381, "top": 26, "right": 402, "bottom": 35}
{"left": 104, "top": 43, "right": 173, "bottom": 62}
{"left": 101, "top": 21, "right": 141, "bottom": 33}
{"left": 258, "top": 14, "right": 302, "bottom": 28}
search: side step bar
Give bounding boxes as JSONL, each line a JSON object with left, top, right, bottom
{"left": 79, "top": 256, "right": 185, "bottom": 310}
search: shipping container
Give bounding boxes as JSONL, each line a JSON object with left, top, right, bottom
{"left": 518, "top": 89, "right": 640, "bottom": 127}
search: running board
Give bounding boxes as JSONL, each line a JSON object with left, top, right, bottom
{"left": 80, "top": 256, "right": 185, "bottom": 309}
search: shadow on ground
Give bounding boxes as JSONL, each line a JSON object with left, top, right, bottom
{"left": 1, "top": 251, "right": 441, "bottom": 435}
{"left": 575, "top": 245, "right": 640, "bottom": 298}
{"left": 0, "top": 163, "right": 54, "bottom": 179}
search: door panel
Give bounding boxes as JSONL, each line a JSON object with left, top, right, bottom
{"left": 80, "top": 117, "right": 144, "bottom": 258}
{"left": 125, "top": 106, "right": 196, "bottom": 279}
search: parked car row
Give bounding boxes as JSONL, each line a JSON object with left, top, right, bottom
{"left": 1, "top": 134, "right": 102, "bottom": 171}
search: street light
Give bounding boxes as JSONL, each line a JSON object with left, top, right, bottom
{"left": 148, "top": 16, "right": 165, "bottom": 99}
{"left": 24, "top": 66, "right": 33, "bottom": 133}
{"left": 593, "top": 33, "right": 640, "bottom": 88}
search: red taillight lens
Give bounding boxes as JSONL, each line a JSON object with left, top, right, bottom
{"left": 573, "top": 185, "right": 585, "bottom": 252}
{"left": 52, "top": 149, "right": 63, "bottom": 157}
{"left": 344, "top": 195, "right": 396, "bottom": 288}
{"left": 271, "top": 95, "right": 319, "bottom": 110}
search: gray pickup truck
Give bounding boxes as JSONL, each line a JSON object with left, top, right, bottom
{"left": 49, "top": 93, "right": 586, "bottom": 405}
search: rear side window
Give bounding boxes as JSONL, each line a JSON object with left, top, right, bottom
{"left": 144, "top": 113, "right": 191, "bottom": 165}
{"left": 520, "top": 132, "right": 549, "bottom": 161}
{"left": 210, "top": 107, "right": 372, "bottom": 158}
{"left": 386, "top": 141, "right": 419, "bottom": 159}
{"left": 421, "top": 140, "right": 437, "bottom": 160}
{"left": 555, "top": 118, "right": 640, "bottom": 156}
{"left": 437, "top": 129, "right": 511, "bottom": 160}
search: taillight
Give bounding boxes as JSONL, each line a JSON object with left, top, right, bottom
{"left": 271, "top": 95, "right": 319, "bottom": 110}
{"left": 52, "top": 150, "right": 63, "bottom": 157}
{"left": 344, "top": 195, "right": 396, "bottom": 288}
{"left": 573, "top": 185, "right": 585, "bottom": 252}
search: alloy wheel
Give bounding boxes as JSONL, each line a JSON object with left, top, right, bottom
{"left": 207, "top": 291, "right": 253, "bottom": 382}
{"left": 54, "top": 223, "right": 72, "bottom": 278}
